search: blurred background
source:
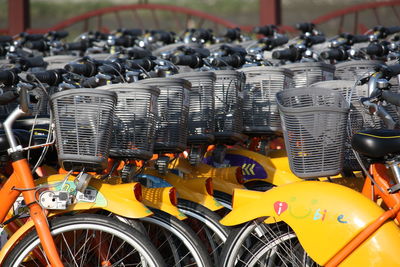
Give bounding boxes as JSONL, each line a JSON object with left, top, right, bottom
{"left": 1, "top": 0, "right": 399, "bottom": 38}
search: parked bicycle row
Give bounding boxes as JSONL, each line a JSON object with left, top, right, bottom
{"left": 0, "top": 23, "right": 400, "bottom": 266}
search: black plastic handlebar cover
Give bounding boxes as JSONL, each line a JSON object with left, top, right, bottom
{"left": 296, "top": 22, "right": 315, "bottom": 33}
{"left": 260, "top": 35, "right": 289, "bottom": 50}
{"left": 25, "top": 40, "right": 48, "bottom": 51}
{"left": 121, "top": 28, "right": 143, "bottom": 37}
{"left": 224, "top": 28, "right": 241, "bottom": 40}
{"left": 64, "top": 41, "right": 89, "bottom": 51}
{"left": 171, "top": 54, "right": 203, "bottom": 68}
{"left": 125, "top": 58, "right": 155, "bottom": 71}
{"left": 20, "top": 33, "right": 44, "bottom": 41}
{"left": 366, "top": 43, "right": 388, "bottom": 57}
{"left": 303, "top": 35, "right": 325, "bottom": 46}
{"left": 0, "top": 90, "right": 19, "bottom": 105}
{"left": 64, "top": 62, "right": 97, "bottom": 77}
{"left": 98, "top": 62, "right": 124, "bottom": 75}
{"left": 272, "top": 47, "right": 302, "bottom": 62}
{"left": 0, "top": 35, "right": 13, "bottom": 43}
{"left": 253, "top": 25, "right": 276, "bottom": 36}
{"left": 211, "top": 54, "right": 245, "bottom": 68}
{"left": 48, "top": 30, "right": 69, "bottom": 39}
{"left": 114, "top": 36, "right": 135, "bottom": 47}
{"left": 0, "top": 68, "right": 20, "bottom": 86}
{"left": 126, "top": 47, "right": 152, "bottom": 59}
{"left": 350, "top": 34, "right": 370, "bottom": 44}
{"left": 320, "top": 48, "right": 348, "bottom": 60}
{"left": 382, "top": 90, "right": 400, "bottom": 107}
{"left": 18, "top": 56, "right": 48, "bottom": 70}
{"left": 26, "top": 69, "right": 66, "bottom": 86}
{"left": 192, "top": 29, "right": 213, "bottom": 42}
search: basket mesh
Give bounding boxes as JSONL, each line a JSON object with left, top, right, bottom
{"left": 277, "top": 87, "right": 349, "bottom": 178}
{"left": 285, "top": 62, "right": 335, "bottom": 88}
{"left": 140, "top": 77, "right": 191, "bottom": 153}
{"left": 241, "top": 66, "right": 293, "bottom": 134}
{"left": 173, "top": 71, "right": 216, "bottom": 143}
{"left": 98, "top": 83, "right": 160, "bottom": 160}
{"left": 334, "top": 60, "right": 382, "bottom": 81}
{"left": 50, "top": 89, "right": 117, "bottom": 172}
{"left": 213, "top": 70, "right": 245, "bottom": 142}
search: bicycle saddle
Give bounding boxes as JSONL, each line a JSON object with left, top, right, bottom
{"left": 351, "top": 129, "right": 400, "bottom": 159}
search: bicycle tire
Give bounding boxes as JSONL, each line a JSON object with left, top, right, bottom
{"left": 127, "top": 208, "right": 213, "bottom": 267}
{"left": 178, "top": 198, "right": 230, "bottom": 266}
{"left": 4, "top": 213, "right": 166, "bottom": 267}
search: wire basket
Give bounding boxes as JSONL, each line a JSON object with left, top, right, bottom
{"left": 140, "top": 77, "right": 191, "bottom": 153}
{"left": 334, "top": 60, "right": 382, "bottom": 81}
{"left": 277, "top": 87, "right": 350, "bottom": 178}
{"left": 173, "top": 71, "right": 216, "bottom": 144}
{"left": 50, "top": 89, "right": 117, "bottom": 172}
{"left": 98, "top": 83, "right": 160, "bottom": 160}
{"left": 285, "top": 62, "right": 335, "bottom": 88}
{"left": 213, "top": 70, "right": 245, "bottom": 143}
{"left": 241, "top": 66, "right": 293, "bottom": 135}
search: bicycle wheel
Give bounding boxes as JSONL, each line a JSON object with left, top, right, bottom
{"left": 241, "top": 223, "right": 319, "bottom": 267}
{"left": 4, "top": 213, "right": 165, "bottom": 267}
{"left": 126, "top": 208, "right": 212, "bottom": 267}
{"left": 220, "top": 219, "right": 318, "bottom": 267}
{"left": 178, "top": 199, "right": 230, "bottom": 266}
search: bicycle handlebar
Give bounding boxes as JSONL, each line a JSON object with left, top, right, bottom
{"left": 366, "top": 43, "right": 389, "bottom": 57}
{"left": 125, "top": 58, "right": 155, "bottom": 71}
{"left": 171, "top": 54, "right": 203, "bottom": 68}
{"left": 253, "top": 25, "right": 276, "bottom": 36}
{"left": 382, "top": 90, "right": 400, "bottom": 107}
{"left": 320, "top": 48, "right": 348, "bottom": 60}
{"left": 272, "top": 47, "right": 302, "bottom": 62}
{"left": 0, "top": 35, "right": 13, "bottom": 43}
{"left": 26, "top": 69, "right": 66, "bottom": 86}
{"left": 211, "top": 54, "right": 245, "bottom": 68}
{"left": 126, "top": 47, "right": 152, "bottom": 59}
{"left": 0, "top": 90, "right": 19, "bottom": 105}
{"left": 0, "top": 68, "right": 20, "bottom": 86}
{"left": 64, "top": 62, "right": 97, "bottom": 77}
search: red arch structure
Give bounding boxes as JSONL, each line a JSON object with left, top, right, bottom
{"left": 2, "top": 1, "right": 400, "bottom": 35}
{"left": 312, "top": 0, "right": 400, "bottom": 34}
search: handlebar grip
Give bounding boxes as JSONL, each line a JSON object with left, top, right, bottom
{"left": 366, "top": 43, "right": 387, "bottom": 57}
{"left": 127, "top": 48, "right": 152, "bottom": 59}
{"left": 64, "top": 41, "right": 88, "bottom": 51}
{"left": 0, "top": 69, "right": 19, "bottom": 86}
{"left": 382, "top": 90, "right": 400, "bottom": 107}
{"left": 19, "top": 56, "right": 48, "bottom": 69}
{"left": 0, "top": 35, "right": 13, "bottom": 43}
{"left": 272, "top": 48, "right": 300, "bottom": 62}
{"left": 351, "top": 34, "right": 369, "bottom": 44}
{"left": 48, "top": 30, "right": 69, "bottom": 39}
{"left": 26, "top": 69, "right": 66, "bottom": 86}
{"left": 386, "top": 26, "right": 400, "bottom": 35}
{"left": 0, "top": 90, "right": 19, "bottom": 105}
{"left": 64, "top": 62, "right": 97, "bottom": 77}
{"left": 320, "top": 49, "right": 348, "bottom": 60}
{"left": 211, "top": 54, "right": 245, "bottom": 68}
{"left": 171, "top": 55, "right": 203, "bottom": 68}
{"left": 385, "top": 64, "right": 400, "bottom": 76}
{"left": 114, "top": 36, "right": 135, "bottom": 47}
{"left": 153, "top": 31, "right": 175, "bottom": 44}
{"left": 193, "top": 29, "right": 213, "bottom": 42}
{"left": 21, "top": 33, "right": 44, "bottom": 41}
{"left": 125, "top": 58, "right": 155, "bottom": 71}
{"left": 306, "top": 35, "right": 326, "bottom": 45}
{"left": 253, "top": 25, "right": 276, "bottom": 36}
{"left": 98, "top": 62, "right": 124, "bottom": 75}
{"left": 25, "top": 40, "right": 48, "bottom": 51}
{"left": 296, "top": 22, "right": 315, "bottom": 33}
{"left": 224, "top": 28, "right": 241, "bottom": 40}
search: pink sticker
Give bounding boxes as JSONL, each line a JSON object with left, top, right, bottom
{"left": 274, "top": 201, "right": 288, "bottom": 216}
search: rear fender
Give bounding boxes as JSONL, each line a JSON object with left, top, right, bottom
{"left": 221, "top": 181, "right": 400, "bottom": 266}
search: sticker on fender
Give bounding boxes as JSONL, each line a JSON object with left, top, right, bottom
{"left": 76, "top": 188, "right": 97, "bottom": 202}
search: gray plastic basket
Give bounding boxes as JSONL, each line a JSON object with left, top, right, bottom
{"left": 50, "top": 89, "right": 117, "bottom": 172}
{"left": 213, "top": 70, "right": 245, "bottom": 143}
{"left": 98, "top": 83, "right": 160, "bottom": 160}
{"left": 140, "top": 77, "right": 191, "bottom": 153}
{"left": 173, "top": 71, "right": 216, "bottom": 144}
{"left": 334, "top": 60, "right": 382, "bottom": 81}
{"left": 285, "top": 62, "right": 335, "bottom": 88}
{"left": 277, "top": 87, "right": 349, "bottom": 178}
{"left": 241, "top": 66, "right": 293, "bottom": 135}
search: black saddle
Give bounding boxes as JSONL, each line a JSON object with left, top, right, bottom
{"left": 351, "top": 129, "right": 400, "bottom": 159}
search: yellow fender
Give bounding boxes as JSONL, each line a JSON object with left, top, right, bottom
{"left": 142, "top": 169, "right": 223, "bottom": 211}
{"left": 169, "top": 157, "right": 244, "bottom": 195}
{"left": 142, "top": 186, "right": 187, "bottom": 220}
{"left": 221, "top": 181, "right": 400, "bottom": 266}
{"left": 36, "top": 174, "right": 152, "bottom": 218}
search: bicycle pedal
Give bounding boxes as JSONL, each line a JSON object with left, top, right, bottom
{"left": 39, "top": 190, "right": 72, "bottom": 210}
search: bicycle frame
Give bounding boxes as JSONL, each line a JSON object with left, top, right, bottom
{"left": 0, "top": 158, "right": 63, "bottom": 266}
